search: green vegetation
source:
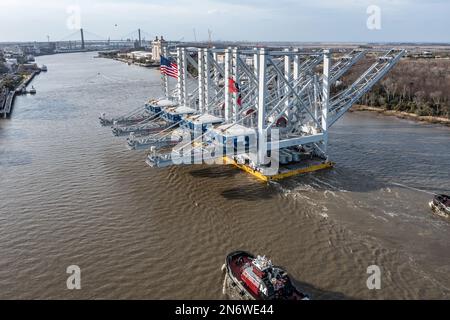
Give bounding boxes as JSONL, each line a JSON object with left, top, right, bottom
{"left": 342, "top": 58, "right": 450, "bottom": 119}
{"left": 0, "top": 77, "right": 20, "bottom": 90}
{"left": 0, "top": 63, "right": 8, "bottom": 75}
{"left": 98, "top": 51, "right": 119, "bottom": 59}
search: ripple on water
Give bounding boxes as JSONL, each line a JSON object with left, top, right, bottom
{"left": 1, "top": 52, "right": 450, "bottom": 299}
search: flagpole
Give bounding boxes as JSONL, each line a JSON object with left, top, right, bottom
{"left": 162, "top": 45, "right": 170, "bottom": 99}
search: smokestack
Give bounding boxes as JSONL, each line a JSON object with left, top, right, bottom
{"left": 80, "top": 28, "right": 85, "bottom": 50}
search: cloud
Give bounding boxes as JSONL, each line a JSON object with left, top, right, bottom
{"left": 0, "top": 0, "right": 449, "bottom": 42}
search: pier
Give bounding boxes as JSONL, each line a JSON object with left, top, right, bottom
{"left": 1, "top": 91, "right": 15, "bottom": 118}
{"left": 0, "top": 71, "right": 39, "bottom": 118}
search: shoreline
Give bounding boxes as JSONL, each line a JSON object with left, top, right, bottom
{"left": 1, "top": 70, "right": 39, "bottom": 118}
{"left": 97, "top": 54, "right": 160, "bottom": 69}
{"left": 113, "top": 57, "right": 160, "bottom": 68}
{"left": 350, "top": 105, "right": 450, "bottom": 127}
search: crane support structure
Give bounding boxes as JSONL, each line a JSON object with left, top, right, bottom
{"left": 100, "top": 44, "right": 405, "bottom": 181}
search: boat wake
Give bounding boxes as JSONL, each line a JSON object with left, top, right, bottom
{"left": 389, "top": 182, "right": 438, "bottom": 196}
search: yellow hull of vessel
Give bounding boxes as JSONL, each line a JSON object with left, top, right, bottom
{"left": 223, "top": 157, "right": 335, "bottom": 182}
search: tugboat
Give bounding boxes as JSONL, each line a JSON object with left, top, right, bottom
{"left": 429, "top": 194, "right": 450, "bottom": 218}
{"left": 41, "top": 65, "right": 48, "bottom": 72}
{"left": 223, "top": 251, "right": 309, "bottom": 300}
{"left": 29, "top": 86, "right": 36, "bottom": 94}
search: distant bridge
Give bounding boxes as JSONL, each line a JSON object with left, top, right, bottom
{"left": 43, "top": 28, "right": 180, "bottom": 53}
{"left": 49, "top": 28, "right": 150, "bottom": 52}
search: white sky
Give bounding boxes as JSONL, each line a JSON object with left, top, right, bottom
{"left": 0, "top": 0, "right": 449, "bottom": 42}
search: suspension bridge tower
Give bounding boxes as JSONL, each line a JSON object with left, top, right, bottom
{"left": 80, "top": 28, "right": 85, "bottom": 50}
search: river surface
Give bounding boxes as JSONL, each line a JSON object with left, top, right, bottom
{"left": 1, "top": 52, "right": 449, "bottom": 299}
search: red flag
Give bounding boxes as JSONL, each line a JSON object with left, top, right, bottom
{"left": 237, "top": 95, "right": 242, "bottom": 107}
{"left": 228, "top": 78, "right": 239, "bottom": 93}
{"left": 228, "top": 78, "right": 242, "bottom": 106}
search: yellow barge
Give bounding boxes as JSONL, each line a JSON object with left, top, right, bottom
{"left": 224, "top": 157, "right": 334, "bottom": 182}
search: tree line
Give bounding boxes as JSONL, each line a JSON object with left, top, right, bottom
{"left": 340, "top": 58, "right": 450, "bottom": 119}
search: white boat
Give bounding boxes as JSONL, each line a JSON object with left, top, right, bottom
{"left": 41, "top": 65, "right": 48, "bottom": 72}
{"left": 29, "top": 86, "right": 36, "bottom": 94}
{"left": 429, "top": 194, "right": 450, "bottom": 218}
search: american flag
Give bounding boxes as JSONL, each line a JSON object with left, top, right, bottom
{"left": 160, "top": 56, "right": 178, "bottom": 79}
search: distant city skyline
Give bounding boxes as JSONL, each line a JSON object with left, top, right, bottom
{"left": 1, "top": 0, "right": 449, "bottom": 43}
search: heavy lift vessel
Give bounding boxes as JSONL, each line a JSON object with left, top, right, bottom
{"left": 100, "top": 45, "right": 405, "bottom": 181}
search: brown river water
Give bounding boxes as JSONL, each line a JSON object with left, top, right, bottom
{"left": 1, "top": 52, "right": 449, "bottom": 299}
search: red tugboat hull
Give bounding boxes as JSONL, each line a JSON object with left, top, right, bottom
{"left": 224, "top": 251, "right": 309, "bottom": 300}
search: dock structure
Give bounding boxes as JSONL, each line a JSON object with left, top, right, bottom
{"left": 102, "top": 44, "right": 405, "bottom": 181}
{"left": 0, "top": 71, "right": 40, "bottom": 118}
{"left": 1, "top": 90, "right": 11, "bottom": 118}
